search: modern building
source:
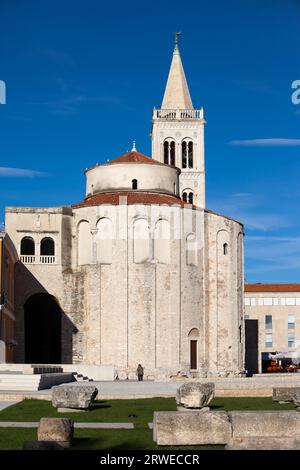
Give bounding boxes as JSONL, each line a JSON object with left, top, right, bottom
{"left": 245, "top": 283, "right": 300, "bottom": 373}
{"left": 4, "top": 39, "right": 245, "bottom": 379}
{"left": 0, "top": 232, "right": 18, "bottom": 363}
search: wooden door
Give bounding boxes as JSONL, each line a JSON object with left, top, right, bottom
{"left": 190, "top": 340, "right": 197, "bottom": 370}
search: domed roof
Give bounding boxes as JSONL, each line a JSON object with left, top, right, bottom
{"left": 83, "top": 146, "right": 181, "bottom": 200}
{"left": 85, "top": 149, "right": 175, "bottom": 174}
{"left": 106, "top": 150, "right": 166, "bottom": 166}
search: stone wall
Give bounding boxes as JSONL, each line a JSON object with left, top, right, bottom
{"left": 5, "top": 202, "right": 244, "bottom": 378}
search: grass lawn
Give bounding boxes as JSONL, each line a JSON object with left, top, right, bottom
{"left": 0, "top": 396, "right": 297, "bottom": 450}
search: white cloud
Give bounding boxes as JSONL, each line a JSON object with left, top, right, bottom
{"left": 29, "top": 94, "right": 122, "bottom": 116}
{"left": 243, "top": 214, "right": 290, "bottom": 231}
{"left": 245, "top": 235, "right": 300, "bottom": 275}
{"left": 210, "top": 193, "right": 291, "bottom": 232}
{"left": 229, "top": 138, "right": 300, "bottom": 146}
{"left": 0, "top": 167, "right": 47, "bottom": 178}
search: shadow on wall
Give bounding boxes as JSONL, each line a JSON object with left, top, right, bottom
{"left": 14, "top": 262, "right": 78, "bottom": 364}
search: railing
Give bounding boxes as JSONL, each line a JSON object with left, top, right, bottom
{"left": 20, "top": 255, "right": 56, "bottom": 264}
{"left": 20, "top": 255, "right": 36, "bottom": 264}
{"left": 40, "top": 255, "right": 56, "bottom": 264}
{"left": 153, "top": 108, "right": 204, "bottom": 120}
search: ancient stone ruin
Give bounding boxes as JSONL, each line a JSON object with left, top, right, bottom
{"left": 176, "top": 382, "right": 215, "bottom": 410}
{"left": 52, "top": 385, "right": 98, "bottom": 412}
{"left": 273, "top": 386, "right": 300, "bottom": 403}
{"left": 154, "top": 410, "right": 300, "bottom": 449}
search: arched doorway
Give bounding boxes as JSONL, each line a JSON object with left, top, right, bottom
{"left": 24, "top": 293, "right": 62, "bottom": 364}
{"left": 188, "top": 328, "right": 199, "bottom": 370}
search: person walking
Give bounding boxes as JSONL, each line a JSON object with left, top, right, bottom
{"left": 136, "top": 363, "right": 144, "bottom": 381}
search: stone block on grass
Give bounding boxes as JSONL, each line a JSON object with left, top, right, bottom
{"left": 273, "top": 387, "right": 300, "bottom": 403}
{"left": 52, "top": 385, "right": 98, "bottom": 411}
{"left": 225, "top": 437, "right": 300, "bottom": 450}
{"left": 176, "top": 382, "right": 215, "bottom": 409}
{"left": 153, "top": 410, "right": 231, "bottom": 446}
{"left": 38, "top": 417, "right": 74, "bottom": 447}
{"left": 229, "top": 411, "right": 300, "bottom": 438}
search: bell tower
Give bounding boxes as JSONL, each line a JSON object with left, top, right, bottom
{"left": 151, "top": 34, "right": 206, "bottom": 208}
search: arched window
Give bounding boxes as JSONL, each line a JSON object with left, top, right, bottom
{"left": 186, "top": 233, "right": 197, "bottom": 266}
{"left": 78, "top": 221, "right": 93, "bottom": 266}
{"left": 97, "top": 218, "right": 113, "bottom": 264}
{"left": 164, "top": 141, "right": 169, "bottom": 165}
{"left": 133, "top": 219, "right": 150, "bottom": 263}
{"left": 182, "top": 139, "right": 194, "bottom": 169}
{"left": 170, "top": 141, "right": 175, "bottom": 166}
{"left": 188, "top": 141, "right": 193, "bottom": 168}
{"left": 182, "top": 192, "right": 187, "bottom": 203}
{"left": 182, "top": 141, "right": 187, "bottom": 168}
{"left": 188, "top": 192, "right": 194, "bottom": 204}
{"left": 40, "top": 237, "right": 55, "bottom": 256}
{"left": 154, "top": 219, "right": 170, "bottom": 264}
{"left": 163, "top": 139, "right": 175, "bottom": 165}
{"left": 223, "top": 243, "right": 228, "bottom": 255}
{"left": 21, "top": 237, "right": 35, "bottom": 255}
{"left": 132, "top": 179, "right": 138, "bottom": 190}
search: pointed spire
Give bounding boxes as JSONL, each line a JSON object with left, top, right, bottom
{"left": 174, "top": 31, "right": 181, "bottom": 54}
{"left": 131, "top": 140, "right": 137, "bottom": 152}
{"left": 161, "top": 33, "right": 193, "bottom": 110}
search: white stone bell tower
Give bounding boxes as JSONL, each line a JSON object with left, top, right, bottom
{"left": 151, "top": 34, "right": 206, "bottom": 208}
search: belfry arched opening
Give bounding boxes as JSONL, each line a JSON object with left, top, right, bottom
{"left": 24, "top": 293, "right": 62, "bottom": 364}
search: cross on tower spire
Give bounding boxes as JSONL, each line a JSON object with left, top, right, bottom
{"left": 174, "top": 31, "right": 181, "bottom": 52}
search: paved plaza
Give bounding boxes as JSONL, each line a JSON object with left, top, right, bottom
{"left": 1, "top": 375, "right": 300, "bottom": 401}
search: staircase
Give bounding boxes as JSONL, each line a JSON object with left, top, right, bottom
{"left": 0, "top": 373, "right": 42, "bottom": 391}
{"left": 0, "top": 372, "right": 75, "bottom": 391}
{"left": 74, "top": 373, "right": 93, "bottom": 382}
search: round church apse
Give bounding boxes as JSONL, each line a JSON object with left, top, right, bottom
{"left": 24, "top": 293, "right": 62, "bottom": 364}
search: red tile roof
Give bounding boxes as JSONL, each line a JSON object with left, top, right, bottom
{"left": 72, "top": 191, "right": 195, "bottom": 209}
{"left": 107, "top": 150, "right": 166, "bottom": 166}
{"left": 245, "top": 283, "right": 300, "bottom": 293}
{"left": 86, "top": 151, "right": 176, "bottom": 172}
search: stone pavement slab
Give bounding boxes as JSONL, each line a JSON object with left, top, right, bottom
{"left": 75, "top": 422, "right": 134, "bottom": 429}
{"left": 3, "top": 375, "right": 300, "bottom": 400}
{"left": 0, "top": 421, "right": 134, "bottom": 429}
{"left": 0, "top": 401, "right": 17, "bottom": 411}
{"left": 0, "top": 421, "right": 39, "bottom": 427}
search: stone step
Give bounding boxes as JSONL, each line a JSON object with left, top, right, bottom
{"left": 0, "top": 373, "right": 75, "bottom": 391}
{"left": 0, "top": 387, "right": 42, "bottom": 391}
{"left": 0, "top": 375, "right": 40, "bottom": 381}
{"left": 74, "top": 374, "right": 91, "bottom": 382}
{"left": 0, "top": 379, "right": 40, "bottom": 383}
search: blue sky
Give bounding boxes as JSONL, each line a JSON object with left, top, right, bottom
{"left": 0, "top": 0, "right": 300, "bottom": 282}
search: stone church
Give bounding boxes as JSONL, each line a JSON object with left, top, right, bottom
{"left": 5, "top": 39, "right": 245, "bottom": 379}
